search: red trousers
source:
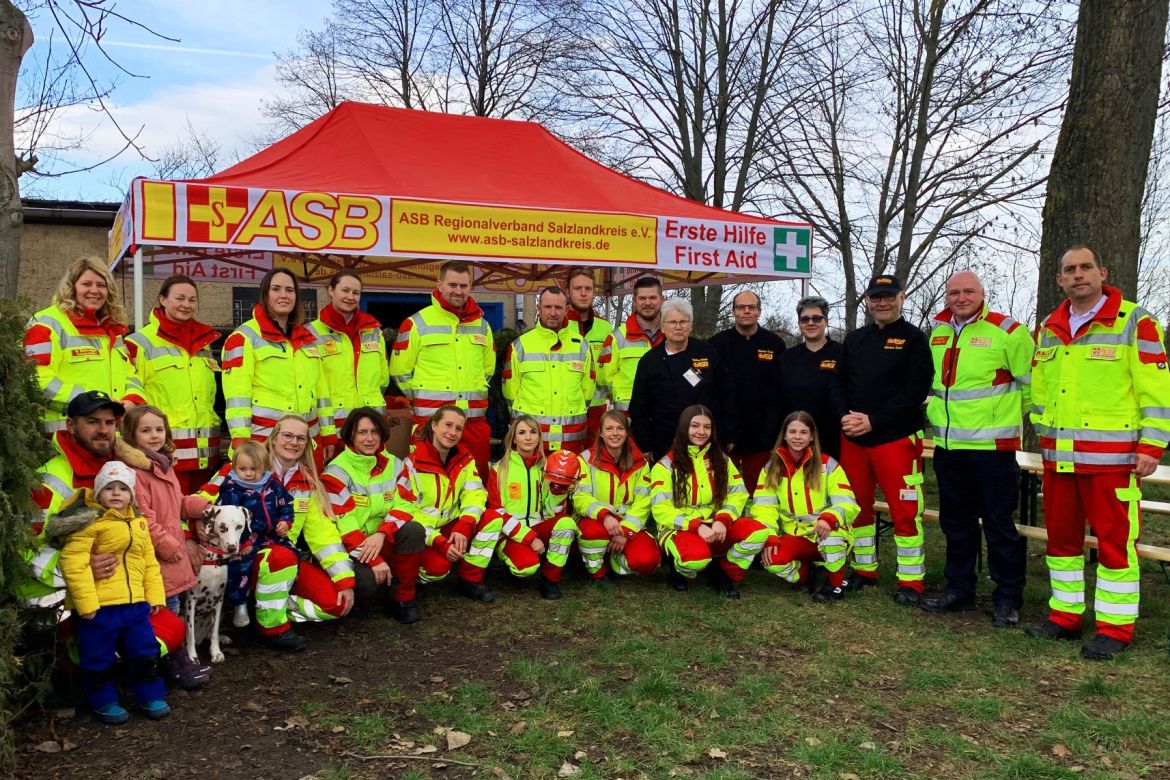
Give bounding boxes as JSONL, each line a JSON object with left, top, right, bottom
{"left": 576, "top": 517, "right": 662, "bottom": 577}
{"left": 839, "top": 433, "right": 926, "bottom": 591}
{"left": 1043, "top": 469, "right": 1142, "bottom": 642}
{"left": 419, "top": 517, "right": 494, "bottom": 584}
{"left": 730, "top": 450, "right": 771, "bottom": 495}
{"left": 663, "top": 518, "right": 769, "bottom": 583}
{"left": 460, "top": 417, "right": 492, "bottom": 481}
{"left": 766, "top": 535, "right": 846, "bottom": 587}
{"left": 253, "top": 544, "right": 350, "bottom": 636}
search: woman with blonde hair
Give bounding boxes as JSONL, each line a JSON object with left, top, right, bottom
{"left": 749, "top": 411, "right": 858, "bottom": 602}
{"left": 24, "top": 257, "right": 144, "bottom": 434}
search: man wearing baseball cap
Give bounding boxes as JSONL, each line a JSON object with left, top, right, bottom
{"left": 831, "top": 275, "right": 934, "bottom": 605}
{"left": 18, "top": 390, "right": 208, "bottom": 688}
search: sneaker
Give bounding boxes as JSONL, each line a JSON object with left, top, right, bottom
{"left": 709, "top": 567, "right": 741, "bottom": 600}
{"left": 264, "top": 629, "right": 308, "bottom": 653}
{"left": 812, "top": 580, "right": 845, "bottom": 603}
{"left": 843, "top": 574, "right": 879, "bottom": 593}
{"left": 1081, "top": 634, "right": 1129, "bottom": 661}
{"left": 232, "top": 604, "right": 250, "bottom": 628}
{"left": 1024, "top": 620, "right": 1082, "bottom": 642}
{"left": 920, "top": 592, "right": 977, "bottom": 614}
{"left": 991, "top": 606, "right": 1020, "bottom": 629}
{"left": 539, "top": 577, "right": 563, "bottom": 600}
{"left": 163, "top": 649, "right": 211, "bottom": 690}
{"left": 667, "top": 569, "right": 690, "bottom": 592}
{"left": 93, "top": 702, "right": 129, "bottom": 725}
{"left": 390, "top": 600, "right": 420, "bottom": 624}
{"left": 893, "top": 586, "right": 921, "bottom": 607}
{"left": 139, "top": 699, "right": 171, "bottom": 719}
{"left": 456, "top": 578, "right": 496, "bottom": 604}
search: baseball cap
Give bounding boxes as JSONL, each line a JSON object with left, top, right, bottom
{"left": 95, "top": 460, "right": 136, "bottom": 495}
{"left": 66, "top": 390, "right": 124, "bottom": 419}
{"left": 864, "top": 275, "right": 903, "bottom": 297}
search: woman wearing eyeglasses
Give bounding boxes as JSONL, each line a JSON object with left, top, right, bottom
{"left": 776, "top": 296, "right": 844, "bottom": 458}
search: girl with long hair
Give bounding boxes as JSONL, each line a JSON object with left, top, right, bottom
{"left": 750, "top": 411, "right": 858, "bottom": 601}
{"left": 574, "top": 411, "right": 661, "bottom": 580}
{"left": 649, "top": 405, "right": 770, "bottom": 596}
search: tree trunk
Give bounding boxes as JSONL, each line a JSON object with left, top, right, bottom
{"left": 1037, "top": 0, "right": 1168, "bottom": 320}
{"left": 0, "top": 1, "right": 32, "bottom": 300}
{"left": 689, "top": 284, "right": 723, "bottom": 338}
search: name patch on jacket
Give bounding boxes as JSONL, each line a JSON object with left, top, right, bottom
{"left": 884, "top": 338, "right": 906, "bottom": 350}
{"left": 968, "top": 337, "right": 992, "bottom": 348}
{"left": 322, "top": 339, "right": 341, "bottom": 356}
{"left": 508, "top": 482, "right": 522, "bottom": 500}
{"left": 470, "top": 334, "right": 487, "bottom": 346}
{"left": 931, "top": 336, "right": 949, "bottom": 346}
{"left": 756, "top": 349, "right": 774, "bottom": 362}
{"left": 691, "top": 358, "right": 710, "bottom": 369}
{"left": 70, "top": 347, "right": 101, "bottom": 358}
{"left": 1091, "top": 346, "right": 1118, "bottom": 360}
{"left": 819, "top": 359, "right": 837, "bottom": 371}
{"left": 295, "top": 498, "right": 310, "bottom": 514}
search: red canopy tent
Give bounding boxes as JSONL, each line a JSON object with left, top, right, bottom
{"left": 108, "top": 102, "right": 813, "bottom": 326}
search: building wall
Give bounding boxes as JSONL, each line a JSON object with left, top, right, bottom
{"left": 18, "top": 220, "right": 521, "bottom": 330}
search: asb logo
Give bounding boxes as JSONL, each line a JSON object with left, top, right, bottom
{"left": 774, "top": 227, "right": 811, "bottom": 274}
{"left": 187, "top": 185, "right": 248, "bottom": 244}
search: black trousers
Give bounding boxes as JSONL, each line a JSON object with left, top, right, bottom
{"left": 933, "top": 447, "right": 1027, "bottom": 608}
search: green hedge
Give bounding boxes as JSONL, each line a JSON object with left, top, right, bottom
{"left": 0, "top": 299, "right": 53, "bottom": 766}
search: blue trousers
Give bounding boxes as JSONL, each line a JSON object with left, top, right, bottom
{"left": 933, "top": 447, "right": 1027, "bottom": 609}
{"left": 74, "top": 602, "right": 167, "bottom": 710}
{"left": 227, "top": 551, "right": 255, "bottom": 607}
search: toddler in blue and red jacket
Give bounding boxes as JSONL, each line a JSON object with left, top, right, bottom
{"left": 216, "top": 440, "right": 296, "bottom": 629}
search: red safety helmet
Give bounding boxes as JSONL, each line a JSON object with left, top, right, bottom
{"left": 543, "top": 449, "right": 581, "bottom": 487}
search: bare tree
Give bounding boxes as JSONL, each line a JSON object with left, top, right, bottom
{"left": 263, "top": 0, "right": 569, "bottom": 134}
{"left": 151, "top": 119, "right": 225, "bottom": 181}
{"left": 765, "top": 0, "right": 1073, "bottom": 330}
{"left": 557, "top": 0, "right": 835, "bottom": 333}
{"left": 1, "top": 1, "right": 173, "bottom": 298}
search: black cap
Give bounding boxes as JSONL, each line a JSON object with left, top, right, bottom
{"left": 66, "top": 390, "right": 125, "bottom": 419}
{"left": 864, "top": 274, "right": 903, "bottom": 297}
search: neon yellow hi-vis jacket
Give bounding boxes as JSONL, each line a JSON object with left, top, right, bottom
{"left": 388, "top": 292, "right": 495, "bottom": 426}
{"left": 221, "top": 304, "right": 334, "bottom": 445}
{"left": 503, "top": 323, "right": 595, "bottom": 449}
{"left": 1031, "top": 285, "right": 1170, "bottom": 473}
{"left": 309, "top": 305, "right": 390, "bottom": 429}
{"left": 572, "top": 446, "right": 652, "bottom": 533}
{"left": 749, "top": 448, "right": 859, "bottom": 539}
{"left": 649, "top": 444, "right": 748, "bottom": 537}
{"left": 24, "top": 305, "right": 145, "bottom": 434}
{"left": 388, "top": 438, "right": 487, "bottom": 552}
{"left": 565, "top": 309, "right": 615, "bottom": 409}
{"left": 927, "top": 304, "right": 1034, "bottom": 450}
{"left": 602, "top": 314, "right": 664, "bottom": 411}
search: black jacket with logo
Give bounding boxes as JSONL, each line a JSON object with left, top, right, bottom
{"left": 777, "top": 339, "right": 845, "bottom": 458}
{"left": 830, "top": 318, "right": 933, "bottom": 447}
{"left": 709, "top": 326, "right": 787, "bottom": 452}
{"left": 629, "top": 337, "right": 736, "bottom": 460}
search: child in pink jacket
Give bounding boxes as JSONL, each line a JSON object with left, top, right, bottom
{"left": 120, "top": 405, "right": 213, "bottom": 689}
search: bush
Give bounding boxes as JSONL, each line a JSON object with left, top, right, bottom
{"left": 0, "top": 298, "right": 54, "bottom": 766}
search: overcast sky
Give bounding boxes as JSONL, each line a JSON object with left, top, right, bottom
{"left": 19, "top": 0, "right": 328, "bottom": 201}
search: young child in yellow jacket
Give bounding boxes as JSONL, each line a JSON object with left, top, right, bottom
{"left": 57, "top": 461, "right": 170, "bottom": 725}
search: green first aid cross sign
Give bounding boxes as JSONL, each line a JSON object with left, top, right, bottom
{"left": 774, "top": 227, "right": 811, "bottom": 274}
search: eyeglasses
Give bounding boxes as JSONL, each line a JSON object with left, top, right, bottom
{"left": 733, "top": 304, "right": 760, "bottom": 312}
{"left": 278, "top": 432, "right": 308, "bottom": 444}
{"left": 663, "top": 319, "right": 692, "bottom": 328}
{"left": 798, "top": 315, "right": 825, "bottom": 324}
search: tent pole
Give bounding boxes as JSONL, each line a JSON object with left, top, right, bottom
{"left": 800, "top": 278, "right": 809, "bottom": 299}
{"left": 133, "top": 247, "right": 144, "bottom": 330}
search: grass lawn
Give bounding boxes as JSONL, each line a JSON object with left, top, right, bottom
{"left": 18, "top": 464, "right": 1170, "bottom": 780}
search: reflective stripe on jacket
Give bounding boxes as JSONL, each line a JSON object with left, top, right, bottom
{"left": 927, "top": 305, "right": 1034, "bottom": 450}
{"left": 603, "top": 315, "right": 663, "bottom": 411}
{"left": 390, "top": 439, "right": 487, "bottom": 549}
{"left": 572, "top": 447, "right": 651, "bottom": 532}
{"left": 308, "top": 306, "right": 389, "bottom": 429}
{"left": 749, "top": 448, "right": 858, "bottom": 539}
{"left": 503, "top": 324, "right": 595, "bottom": 447}
{"left": 322, "top": 447, "right": 402, "bottom": 567}
{"left": 1031, "top": 285, "right": 1170, "bottom": 472}
{"left": 648, "top": 444, "right": 748, "bottom": 537}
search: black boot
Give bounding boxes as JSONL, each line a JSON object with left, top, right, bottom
{"left": 710, "top": 566, "right": 741, "bottom": 600}
{"left": 667, "top": 569, "right": 690, "bottom": 592}
{"left": 539, "top": 576, "right": 563, "bottom": 600}
{"left": 264, "top": 629, "right": 308, "bottom": 653}
{"left": 456, "top": 577, "right": 496, "bottom": 603}
{"left": 390, "top": 600, "right": 420, "bottom": 624}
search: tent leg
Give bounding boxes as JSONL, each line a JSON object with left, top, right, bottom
{"left": 800, "top": 278, "right": 809, "bottom": 299}
{"left": 133, "top": 247, "right": 144, "bottom": 330}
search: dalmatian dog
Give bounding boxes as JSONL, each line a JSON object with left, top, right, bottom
{"left": 184, "top": 505, "right": 249, "bottom": 664}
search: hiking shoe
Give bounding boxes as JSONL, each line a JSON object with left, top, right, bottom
{"left": 667, "top": 569, "right": 690, "bottom": 592}
{"left": 456, "top": 578, "right": 496, "bottom": 604}
{"left": 812, "top": 580, "right": 845, "bottom": 603}
{"left": 139, "top": 699, "right": 171, "bottom": 719}
{"left": 390, "top": 600, "right": 420, "bottom": 625}
{"left": 264, "top": 629, "right": 308, "bottom": 653}
{"left": 991, "top": 606, "right": 1020, "bottom": 629}
{"left": 94, "top": 703, "right": 129, "bottom": 725}
{"left": 843, "top": 574, "right": 879, "bottom": 593}
{"left": 1081, "top": 634, "right": 1129, "bottom": 661}
{"left": 920, "top": 592, "right": 977, "bottom": 614}
{"left": 1024, "top": 620, "right": 1082, "bottom": 642}
{"left": 539, "top": 577, "right": 563, "bottom": 600}
{"left": 232, "top": 604, "right": 250, "bottom": 628}
{"left": 893, "top": 586, "right": 921, "bottom": 607}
